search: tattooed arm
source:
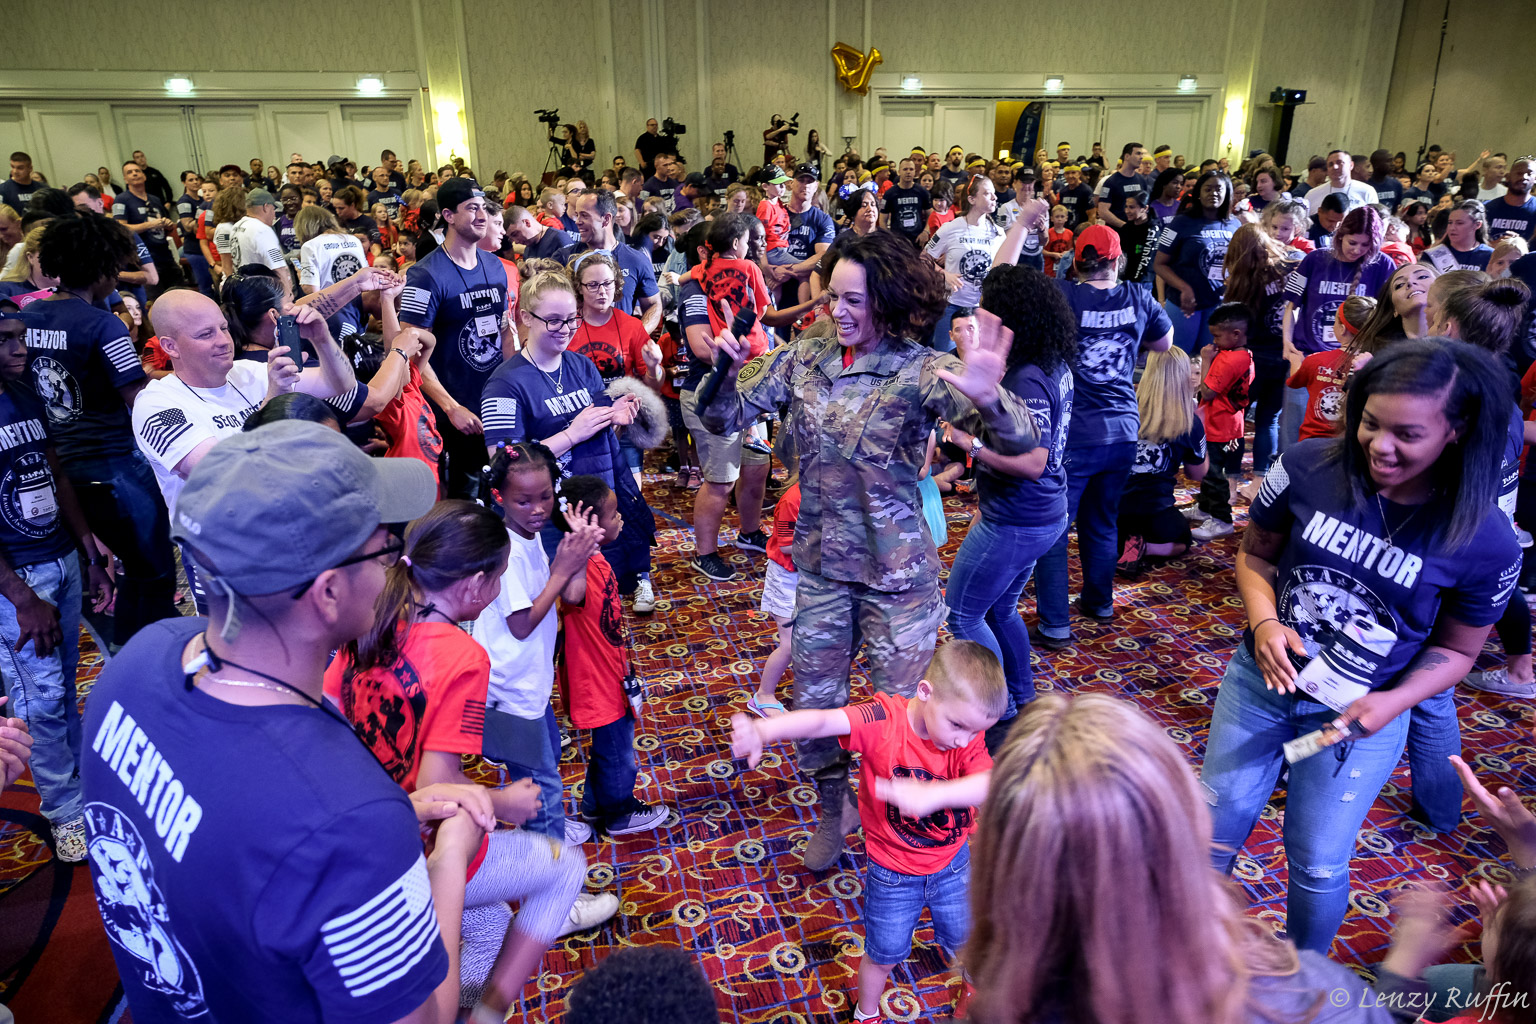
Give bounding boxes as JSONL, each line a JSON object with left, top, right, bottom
{"left": 1333, "top": 616, "right": 1492, "bottom": 735}
{"left": 294, "top": 265, "right": 402, "bottom": 321}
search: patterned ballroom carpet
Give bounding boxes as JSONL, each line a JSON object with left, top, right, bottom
{"left": 2, "top": 471, "right": 1532, "bottom": 1023}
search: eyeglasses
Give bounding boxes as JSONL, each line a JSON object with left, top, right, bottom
{"left": 581, "top": 279, "right": 616, "bottom": 291}
{"left": 526, "top": 310, "right": 582, "bottom": 333}
{"left": 291, "top": 539, "right": 405, "bottom": 598}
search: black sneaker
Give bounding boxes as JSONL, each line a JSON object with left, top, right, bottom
{"left": 1028, "top": 623, "right": 1074, "bottom": 651}
{"left": 735, "top": 529, "right": 769, "bottom": 552}
{"left": 693, "top": 552, "right": 739, "bottom": 582}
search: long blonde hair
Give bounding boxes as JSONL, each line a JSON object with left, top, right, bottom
{"left": 293, "top": 205, "right": 345, "bottom": 245}
{"left": 0, "top": 225, "right": 47, "bottom": 284}
{"left": 1137, "top": 348, "right": 1195, "bottom": 444}
{"left": 965, "top": 693, "right": 1301, "bottom": 1024}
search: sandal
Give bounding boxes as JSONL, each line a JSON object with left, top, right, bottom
{"left": 746, "top": 693, "right": 787, "bottom": 718}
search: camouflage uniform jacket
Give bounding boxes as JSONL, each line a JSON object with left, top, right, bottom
{"left": 702, "top": 332, "right": 1039, "bottom": 591}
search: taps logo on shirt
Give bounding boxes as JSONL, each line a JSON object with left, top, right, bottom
{"left": 1077, "top": 331, "right": 1136, "bottom": 384}
{"left": 886, "top": 763, "right": 973, "bottom": 849}
{"left": 83, "top": 802, "right": 209, "bottom": 1017}
{"left": 1279, "top": 564, "right": 1392, "bottom": 658}
{"left": 30, "top": 357, "right": 83, "bottom": 425}
{"left": 1, "top": 449, "right": 58, "bottom": 538}
{"left": 331, "top": 252, "right": 362, "bottom": 283}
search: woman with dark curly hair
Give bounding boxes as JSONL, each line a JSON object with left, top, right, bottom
{"left": 30, "top": 212, "right": 178, "bottom": 643}
{"left": 943, "top": 264, "right": 1077, "bottom": 749}
{"left": 701, "top": 231, "right": 1040, "bottom": 870}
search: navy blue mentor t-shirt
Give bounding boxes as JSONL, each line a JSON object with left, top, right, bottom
{"left": 112, "top": 190, "right": 171, "bottom": 253}
{"left": 785, "top": 205, "right": 836, "bottom": 262}
{"left": 1123, "top": 417, "right": 1207, "bottom": 510}
{"left": 882, "top": 185, "right": 931, "bottom": 241}
{"left": 399, "top": 247, "right": 509, "bottom": 408}
{"left": 1367, "top": 176, "right": 1404, "bottom": 213}
{"left": 1056, "top": 280, "right": 1171, "bottom": 447}
{"left": 1097, "top": 171, "right": 1151, "bottom": 221}
{"left": 522, "top": 227, "right": 573, "bottom": 261}
{"left": 480, "top": 349, "right": 621, "bottom": 488}
{"left": 1486, "top": 196, "right": 1536, "bottom": 241}
{"left": 1246, "top": 438, "right": 1520, "bottom": 685}
{"left": 978, "top": 359, "right": 1073, "bottom": 526}
{"left": 22, "top": 295, "right": 146, "bottom": 461}
{"left": 1283, "top": 249, "right": 1396, "bottom": 354}
{"left": 1156, "top": 213, "right": 1242, "bottom": 310}
{"left": 0, "top": 387, "right": 74, "bottom": 567}
{"left": 80, "top": 616, "right": 447, "bottom": 1024}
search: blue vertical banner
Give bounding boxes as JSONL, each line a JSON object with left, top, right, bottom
{"left": 1012, "top": 102, "right": 1042, "bottom": 165}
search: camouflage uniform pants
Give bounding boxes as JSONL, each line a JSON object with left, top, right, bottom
{"left": 791, "top": 568, "right": 947, "bottom": 783}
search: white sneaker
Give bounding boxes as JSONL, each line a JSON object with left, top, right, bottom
{"left": 52, "top": 816, "right": 87, "bottom": 863}
{"left": 632, "top": 578, "right": 656, "bottom": 614}
{"left": 1463, "top": 668, "right": 1536, "bottom": 698}
{"left": 558, "top": 891, "right": 619, "bottom": 937}
{"left": 1192, "top": 518, "right": 1235, "bottom": 541}
{"left": 1180, "top": 505, "right": 1208, "bottom": 522}
{"left": 564, "top": 818, "right": 593, "bottom": 845}
{"left": 1518, "top": 528, "right": 1534, "bottom": 550}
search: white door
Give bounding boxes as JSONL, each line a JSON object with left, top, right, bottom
{"left": 191, "top": 106, "right": 264, "bottom": 171}
{"left": 342, "top": 105, "right": 415, "bottom": 173}
{"left": 1042, "top": 102, "right": 1097, "bottom": 163}
{"left": 113, "top": 107, "right": 195, "bottom": 185}
{"left": 268, "top": 106, "right": 341, "bottom": 169}
{"left": 1154, "top": 100, "right": 1205, "bottom": 167}
{"left": 878, "top": 101, "right": 931, "bottom": 158}
{"left": 934, "top": 102, "right": 992, "bottom": 161}
{"left": 1102, "top": 101, "right": 1154, "bottom": 158}
{"left": 0, "top": 106, "right": 30, "bottom": 171}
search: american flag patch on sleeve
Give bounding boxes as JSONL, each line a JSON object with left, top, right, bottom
{"left": 481, "top": 396, "right": 517, "bottom": 437}
{"left": 101, "top": 336, "right": 141, "bottom": 376}
{"left": 848, "top": 700, "right": 887, "bottom": 725}
{"left": 398, "top": 286, "right": 431, "bottom": 320}
{"left": 139, "top": 408, "right": 192, "bottom": 456}
{"left": 321, "top": 855, "right": 439, "bottom": 998}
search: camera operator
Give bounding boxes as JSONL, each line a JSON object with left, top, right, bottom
{"left": 633, "top": 118, "right": 678, "bottom": 179}
{"left": 764, "top": 114, "right": 795, "bottom": 166}
{"left": 703, "top": 141, "right": 741, "bottom": 193}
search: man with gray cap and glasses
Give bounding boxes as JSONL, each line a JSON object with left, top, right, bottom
{"left": 227, "top": 188, "right": 294, "bottom": 297}
{"left": 80, "top": 421, "right": 487, "bottom": 1023}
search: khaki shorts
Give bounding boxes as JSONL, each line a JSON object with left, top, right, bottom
{"left": 681, "top": 387, "right": 769, "bottom": 485}
{"left": 760, "top": 558, "right": 799, "bottom": 622}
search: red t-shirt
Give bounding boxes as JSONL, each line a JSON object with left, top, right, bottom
{"left": 657, "top": 330, "right": 684, "bottom": 400}
{"left": 497, "top": 256, "right": 521, "bottom": 324}
{"left": 699, "top": 256, "right": 772, "bottom": 357}
{"left": 1289, "top": 349, "right": 1353, "bottom": 441}
{"left": 537, "top": 213, "right": 564, "bottom": 231}
{"left": 767, "top": 481, "right": 801, "bottom": 572}
{"left": 376, "top": 363, "right": 444, "bottom": 491}
{"left": 1287, "top": 237, "right": 1315, "bottom": 255}
{"left": 1199, "top": 347, "right": 1255, "bottom": 444}
{"left": 1042, "top": 227, "right": 1073, "bottom": 276}
{"left": 926, "top": 209, "right": 955, "bottom": 234}
{"left": 569, "top": 308, "right": 649, "bottom": 386}
{"left": 557, "top": 552, "right": 628, "bottom": 730}
{"left": 323, "top": 622, "right": 491, "bottom": 793}
{"left": 839, "top": 691, "right": 992, "bottom": 874}
{"left": 1380, "top": 240, "right": 1414, "bottom": 267}
{"left": 756, "top": 198, "right": 790, "bottom": 251}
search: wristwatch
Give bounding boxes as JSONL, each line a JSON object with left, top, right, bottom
{"left": 89, "top": 554, "right": 110, "bottom": 568}
{"left": 968, "top": 435, "right": 985, "bottom": 460}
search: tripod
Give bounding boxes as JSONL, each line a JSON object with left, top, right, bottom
{"left": 540, "top": 134, "right": 566, "bottom": 187}
{"left": 723, "top": 133, "right": 741, "bottom": 171}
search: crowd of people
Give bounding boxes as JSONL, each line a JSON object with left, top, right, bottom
{"left": 0, "top": 119, "right": 1535, "bottom": 1024}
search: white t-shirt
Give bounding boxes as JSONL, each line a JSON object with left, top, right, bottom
{"left": 227, "top": 216, "right": 285, "bottom": 271}
{"left": 471, "top": 527, "right": 557, "bottom": 718}
{"left": 997, "top": 198, "right": 1047, "bottom": 256}
{"left": 924, "top": 215, "right": 1006, "bottom": 306}
{"left": 299, "top": 234, "right": 368, "bottom": 290}
{"left": 1304, "top": 180, "right": 1379, "bottom": 217}
{"left": 132, "top": 362, "right": 266, "bottom": 513}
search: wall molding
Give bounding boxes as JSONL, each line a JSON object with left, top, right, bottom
{"left": 0, "top": 69, "right": 423, "bottom": 102}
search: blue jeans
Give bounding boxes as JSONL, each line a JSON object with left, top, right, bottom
{"left": 183, "top": 252, "right": 215, "bottom": 297}
{"left": 484, "top": 703, "right": 566, "bottom": 841}
{"left": 1201, "top": 645, "right": 1410, "bottom": 952}
{"left": 1035, "top": 441, "right": 1136, "bottom": 635}
{"left": 579, "top": 713, "right": 646, "bottom": 828}
{"left": 1165, "top": 302, "right": 1214, "bottom": 354}
{"left": 0, "top": 556, "right": 82, "bottom": 825}
{"left": 862, "top": 842, "right": 971, "bottom": 965}
{"left": 1279, "top": 384, "right": 1309, "bottom": 455}
{"left": 61, "top": 450, "right": 177, "bottom": 644}
{"left": 946, "top": 512, "right": 1067, "bottom": 717}
{"left": 1251, "top": 355, "right": 1287, "bottom": 475}
{"left": 1406, "top": 687, "right": 1464, "bottom": 832}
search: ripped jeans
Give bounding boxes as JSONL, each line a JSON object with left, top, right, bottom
{"left": 1201, "top": 645, "right": 1410, "bottom": 953}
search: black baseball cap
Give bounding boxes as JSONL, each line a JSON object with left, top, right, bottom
{"left": 437, "top": 176, "right": 485, "bottom": 211}
{"left": 793, "top": 163, "right": 819, "bottom": 182}
{"left": 683, "top": 172, "right": 710, "bottom": 191}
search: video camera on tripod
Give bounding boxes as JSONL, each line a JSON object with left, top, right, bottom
{"left": 662, "top": 116, "right": 687, "bottom": 137}
{"left": 784, "top": 112, "right": 800, "bottom": 137}
{"left": 535, "top": 108, "right": 561, "bottom": 128}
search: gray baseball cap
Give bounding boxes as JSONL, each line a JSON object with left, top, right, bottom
{"left": 245, "top": 188, "right": 277, "bottom": 208}
{"left": 171, "top": 421, "right": 435, "bottom": 599}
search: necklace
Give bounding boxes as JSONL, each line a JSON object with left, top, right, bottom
{"left": 531, "top": 353, "right": 564, "bottom": 393}
{"left": 200, "top": 675, "right": 297, "bottom": 697}
{"left": 1375, "top": 492, "right": 1424, "bottom": 547}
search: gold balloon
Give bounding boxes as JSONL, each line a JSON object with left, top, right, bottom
{"left": 831, "top": 42, "right": 882, "bottom": 95}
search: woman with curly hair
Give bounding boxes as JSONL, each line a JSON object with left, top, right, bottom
{"left": 943, "top": 264, "right": 1078, "bottom": 749}
{"left": 701, "top": 231, "right": 1040, "bottom": 869}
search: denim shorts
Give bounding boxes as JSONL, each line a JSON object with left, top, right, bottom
{"left": 862, "top": 842, "right": 972, "bottom": 965}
